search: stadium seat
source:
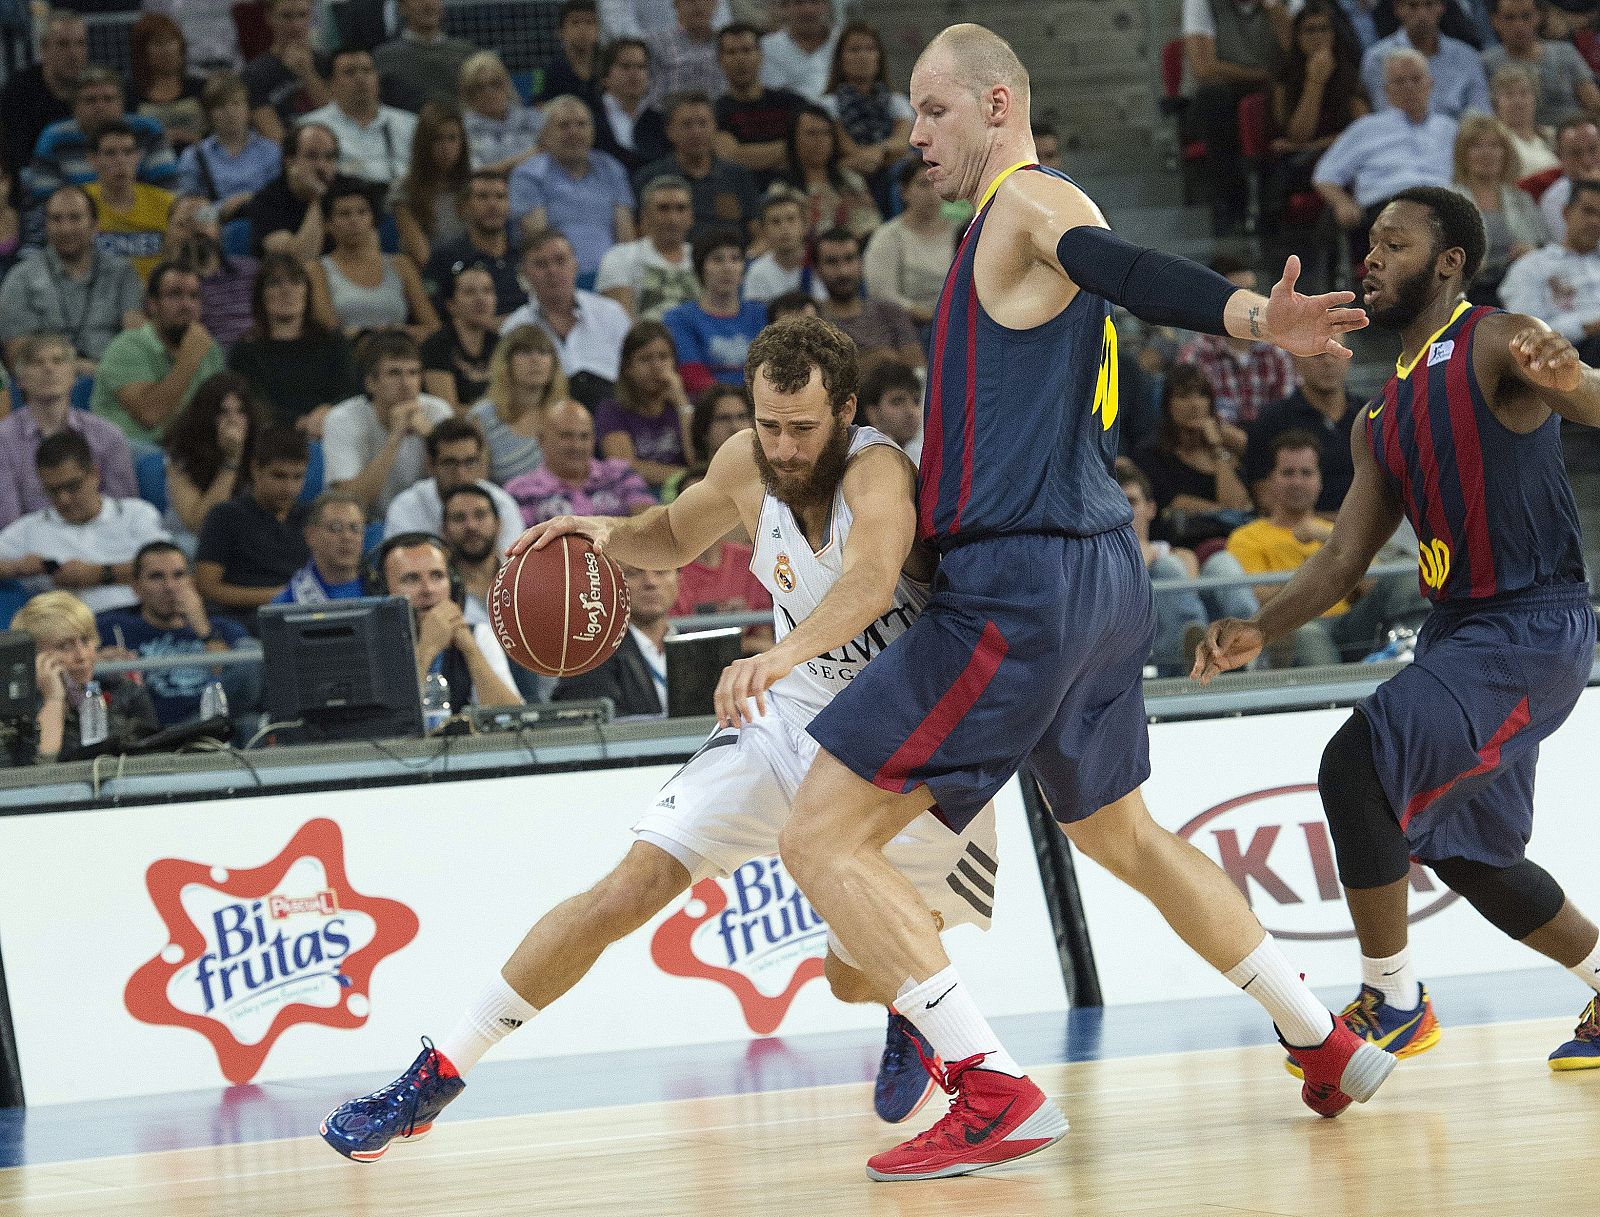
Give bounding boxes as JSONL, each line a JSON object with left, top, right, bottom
{"left": 1160, "top": 38, "right": 1206, "bottom": 205}
{"left": 1519, "top": 166, "right": 1563, "bottom": 203}
{"left": 221, "top": 217, "right": 253, "bottom": 258}
{"left": 298, "top": 441, "right": 326, "bottom": 505}
{"left": 134, "top": 447, "right": 169, "bottom": 514}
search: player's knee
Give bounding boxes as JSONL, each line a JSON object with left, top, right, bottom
{"left": 1061, "top": 792, "right": 1160, "bottom": 880}
{"left": 1430, "top": 856, "right": 1566, "bottom": 940}
{"left": 1319, "top": 712, "right": 1410, "bottom": 889}
{"left": 777, "top": 816, "right": 831, "bottom": 887}
{"left": 587, "top": 845, "right": 688, "bottom": 933}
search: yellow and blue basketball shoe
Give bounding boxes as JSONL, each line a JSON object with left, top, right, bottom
{"left": 1285, "top": 984, "right": 1441, "bottom": 1079}
{"left": 874, "top": 1011, "right": 940, "bottom": 1123}
{"left": 1548, "top": 997, "right": 1600, "bottom": 1071}
{"left": 321, "top": 1038, "right": 465, "bottom": 1163}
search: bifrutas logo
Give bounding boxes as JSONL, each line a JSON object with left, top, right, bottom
{"left": 651, "top": 856, "right": 827, "bottom": 1033}
{"left": 1178, "top": 784, "right": 1458, "bottom": 940}
{"left": 124, "top": 818, "right": 418, "bottom": 1084}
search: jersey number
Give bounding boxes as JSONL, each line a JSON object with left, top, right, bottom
{"left": 1418, "top": 538, "right": 1451, "bottom": 590}
{"left": 1092, "top": 316, "right": 1118, "bottom": 431}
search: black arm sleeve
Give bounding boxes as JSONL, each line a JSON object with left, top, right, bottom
{"left": 1056, "top": 226, "right": 1238, "bottom": 336}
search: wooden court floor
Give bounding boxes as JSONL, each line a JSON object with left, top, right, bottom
{"left": 2, "top": 1019, "right": 1594, "bottom": 1217}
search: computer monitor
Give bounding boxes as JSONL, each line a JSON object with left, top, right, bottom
{"left": 666, "top": 627, "right": 744, "bottom": 718}
{"left": 0, "top": 631, "right": 36, "bottom": 721}
{"left": 258, "top": 597, "right": 425, "bottom": 743}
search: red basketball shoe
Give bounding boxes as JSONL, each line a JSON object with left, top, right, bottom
{"left": 1284, "top": 1018, "right": 1397, "bottom": 1118}
{"left": 865, "top": 1055, "right": 1068, "bottom": 1181}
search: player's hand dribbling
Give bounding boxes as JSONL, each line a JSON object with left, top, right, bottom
{"left": 715, "top": 651, "right": 796, "bottom": 727}
{"left": 1510, "top": 326, "right": 1582, "bottom": 392}
{"left": 1264, "top": 254, "right": 1369, "bottom": 357}
{"left": 1190, "top": 618, "right": 1265, "bottom": 684}
{"left": 509, "top": 515, "right": 615, "bottom": 556}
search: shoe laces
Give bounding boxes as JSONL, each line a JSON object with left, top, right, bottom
{"left": 1577, "top": 998, "right": 1600, "bottom": 1041}
{"left": 900, "top": 1053, "right": 990, "bottom": 1149}
{"left": 367, "top": 1038, "right": 442, "bottom": 1138}
{"left": 1340, "top": 987, "right": 1383, "bottom": 1037}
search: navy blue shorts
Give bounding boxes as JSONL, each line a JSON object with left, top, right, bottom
{"left": 807, "top": 528, "right": 1154, "bottom": 832}
{"left": 1360, "top": 583, "right": 1596, "bottom": 868}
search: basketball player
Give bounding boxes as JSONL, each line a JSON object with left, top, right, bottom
{"left": 319, "top": 317, "right": 1001, "bottom": 1161}
{"left": 719, "top": 24, "right": 1395, "bottom": 1182}
{"left": 1195, "top": 187, "right": 1600, "bottom": 1075}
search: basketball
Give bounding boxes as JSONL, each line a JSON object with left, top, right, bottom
{"left": 488, "top": 535, "right": 632, "bottom": 678}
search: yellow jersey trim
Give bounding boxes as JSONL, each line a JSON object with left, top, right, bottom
{"left": 1395, "top": 300, "right": 1471, "bottom": 380}
{"left": 977, "top": 160, "right": 1037, "bottom": 213}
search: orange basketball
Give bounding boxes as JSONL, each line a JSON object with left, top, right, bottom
{"left": 488, "top": 535, "right": 632, "bottom": 678}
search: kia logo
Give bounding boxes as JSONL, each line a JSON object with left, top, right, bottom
{"left": 1177, "top": 785, "right": 1458, "bottom": 941}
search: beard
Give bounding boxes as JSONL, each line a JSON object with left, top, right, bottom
{"left": 451, "top": 534, "right": 496, "bottom": 564}
{"left": 1369, "top": 267, "right": 1437, "bottom": 330}
{"left": 752, "top": 416, "right": 853, "bottom": 515}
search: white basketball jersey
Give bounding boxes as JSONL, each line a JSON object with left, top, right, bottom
{"left": 749, "top": 426, "right": 928, "bottom": 728}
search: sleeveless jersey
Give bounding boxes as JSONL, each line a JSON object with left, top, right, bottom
{"left": 918, "top": 162, "right": 1133, "bottom": 548}
{"left": 749, "top": 426, "right": 929, "bottom": 728}
{"left": 1365, "top": 301, "right": 1586, "bottom": 603}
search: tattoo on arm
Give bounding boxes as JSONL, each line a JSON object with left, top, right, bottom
{"left": 1248, "top": 305, "right": 1263, "bottom": 339}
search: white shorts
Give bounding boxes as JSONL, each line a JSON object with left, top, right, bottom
{"left": 633, "top": 706, "right": 999, "bottom": 967}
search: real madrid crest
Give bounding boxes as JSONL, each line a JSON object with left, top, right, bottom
{"left": 774, "top": 552, "right": 796, "bottom": 593}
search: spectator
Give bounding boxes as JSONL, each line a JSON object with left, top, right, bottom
{"left": 193, "top": 426, "right": 311, "bottom": 623}
{"left": 440, "top": 484, "right": 505, "bottom": 625}
{"left": 597, "top": 175, "right": 701, "bottom": 319}
{"left": 422, "top": 170, "right": 523, "bottom": 315}
{"left": 422, "top": 263, "right": 501, "bottom": 409}
{"left": 595, "top": 319, "right": 693, "bottom": 485}
{"left": 301, "top": 49, "right": 419, "bottom": 188}
{"left": 163, "top": 195, "right": 258, "bottom": 351}
{"left": 0, "top": 11, "right": 87, "bottom": 177}
{"left": 0, "top": 431, "right": 170, "bottom": 614}
{"left": 657, "top": 379, "right": 750, "bottom": 500}
{"left": 506, "top": 398, "right": 656, "bottom": 522}
{"left": 862, "top": 158, "right": 955, "bottom": 330}
{"left": 0, "top": 334, "right": 137, "bottom": 530}
{"left": 1033, "top": 122, "right": 1064, "bottom": 171}
{"left": 858, "top": 358, "right": 922, "bottom": 465}
{"left": 84, "top": 122, "right": 176, "bottom": 282}
{"left": 552, "top": 561, "right": 677, "bottom": 715}
{"left": 820, "top": 21, "right": 913, "bottom": 201}
{"left": 501, "top": 229, "right": 633, "bottom": 406}
{"left": 273, "top": 490, "right": 368, "bottom": 603}
{"left": 1245, "top": 352, "right": 1364, "bottom": 511}
{"left": 459, "top": 52, "right": 546, "bottom": 178}
{"left": 813, "top": 227, "right": 923, "bottom": 370}
{"left": 668, "top": 467, "right": 773, "bottom": 652}
{"left": 1500, "top": 176, "right": 1600, "bottom": 362}
{"left": 470, "top": 324, "right": 568, "bottom": 483}
{"left": 637, "top": 91, "right": 760, "bottom": 236}
{"left": 385, "top": 416, "right": 523, "bottom": 553}
{"left": 97, "top": 540, "right": 256, "bottom": 726}
{"left": 742, "top": 187, "right": 823, "bottom": 302}
{"left": 228, "top": 252, "right": 361, "bottom": 435}
{"left": 163, "top": 371, "right": 270, "bottom": 541}
{"left": 323, "top": 330, "right": 454, "bottom": 512}
{"left": 0, "top": 163, "right": 18, "bottom": 283}
{"left": 509, "top": 96, "right": 636, "bottom": 281}
{"left": 1489, "top": 63, "right": 1558, "bottom": 178}
{"left": 308, "top": 178, "right": 439, "bottom": 339}
{"left": 374, "top": 0, "right": 477, "bottom": 109}
{"left": 243, "top": 0, "right": 333, "bottom": 145}
{"left": 777, "top": 102, "right": 880, "bottom": 240}
{"left": 1361, "top": 0, "right": 1491, "bottom": 118}
{"left": 538, "top": 1, "right": 603, "bottom": 108}
{"left": 599, "top": 0, "right": 731, "bottom": 40}
{"left": 24, "top": 68, "right": 179, "bottom": 209}
{"left": 148, "top": 0, "right": 241, "bottom": 74}
{"left": 592, "top": 39, "right": 672, "bottom": 176}
{"left": 1268, "top": 0, "right": 1371, "bottom": 214}
{"left": 130, "top": 13, "right": 208, "bottom": 152}
{"left": 767, "top": 287, "right": 817, "bottom": 320}
{"left": 1131, "top": 364, "right": 1253, "bottom": 535}
{"left": 760, "top": 0, "right": 839, "bottom": 102}
{"left": 395, "top": 104, "right": 472, "bottom": 266}
{"left": 1176, "top": 257, "right": 1299, "bottom": 424}
{"left": 245, "top": 123, "right": 341, "bottom": 260}
{"left": 1483, "top": 0, "right": 1600, "bottom": 127}
{"left": 1539, "top": 116, "right": 1600, "bottom": 240}
{"left": 176, "top": 74, "right": 282, "bottom": 224}
{"left": 646, "top": 0, "right": 728, "bottom": 110}
{"left": 1452, "top": 113, "right": 1551, "bottom": 301}
{"left": 714, "top": 22, "right": 807, "bottom": 192}
{"left": 662, "top": 227, "right": 764, "bottom": 390}
{"left": 91, "top": 261, "right": 227, "bottom": 445}
{"left": 0, "top": 186, "right": 145, "bottom": 368}
{"left": 13, "top": 591, "right": 158, "bottom": 764}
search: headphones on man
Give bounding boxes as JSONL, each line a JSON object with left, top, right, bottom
{"left": 361, "top": 531, "right": 467, "bottom": 607}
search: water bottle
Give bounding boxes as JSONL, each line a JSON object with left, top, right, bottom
{"left": 79, "top": 680, "right": 109, "bottom": 748}
{"left": 421, "top": 672, "right": 451, "bottom": 734}
{"left": 200, "top": 679, "right": 229, "bottom": 720}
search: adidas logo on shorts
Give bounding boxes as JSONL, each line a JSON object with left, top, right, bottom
{"left": 658, "top": 795, "right": 676, "bottom": 809}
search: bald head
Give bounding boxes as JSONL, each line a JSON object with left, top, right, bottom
{"left": 917, "top": 23, "right": 1030, "bottom": 110}
{"left": 545, "top": 399, "right": 598, "bottom": 481}
{"left": 909, "top": 23, "right": 1035, "bottom": 203}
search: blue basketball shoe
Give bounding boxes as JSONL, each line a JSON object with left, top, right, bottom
{"left": 1548, "top": 997, "right": 1600, "bottom": 1071}
{"left": 1285, "top": 984, "right": 1441, "bottom": 1079}
{"left": 321, "top": 1038, "right": 465, "bottom": 1162}
{"left": 874, "top": 1011, "right": 940, "bottom": 1123}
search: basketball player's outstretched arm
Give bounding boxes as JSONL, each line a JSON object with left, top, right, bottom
{"left": 1483, "top": 313, "right": 1600, "bottom": 428}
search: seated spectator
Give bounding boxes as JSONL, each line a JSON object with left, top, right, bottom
{"left": 1360, "top": 0, "right": 1490, "bottom": 118}
{"left": 380, "top": 532, "right": 522, "bottom": 706}
{"left": 394, "top": 103, "right": 472, "bottom": 267}
{"left": 0, "top": 164, "right": 19, "bottom": 283}
{"left": 84, "top": 122, "right": 176, "bottom": 282}
{"left": 1501, "top": 177, "right": 1600, "bottom": 362}
{"left": 301, "top": 49, "right": 419, "bottom": 188}
{"left": 820, "top": 21, "right": 912, "bottom": 205}
{"left": 245, "top": 123, "right": 342, "bottom": 260}
{"left": 422, "top": 171, "right": 524, "bottom": 316}
{"left": 506, "top": 399, "right": 656, "bottom": 522}
{"left": 12, "top": 591, "right": 158, "bottom": 764}
{"left": 193, "top": 426, "right": 311, "bottom": 624}
{"left": 767, "top": 287, "right": 818, "bottom": 320}
{"left": 273, "top": 490, "right": 368, "bottom": 603}
{"left": 814, "top": 227, "right": 923, "bottom": 370}
{"left": 24, "top": 69, "right": 179, "bottom": 211}
{"left": 593, "top": 39, "right": 671, "bottom": 176}
{"left": 323, "top": 331, "right": 454, "bottom": 513}
{"left": 861, "top": 159, "right": 954, "bottom": 330}
{"left": 714, "top": 22, "right": 807, "bottom": 192}
{"left": 663, "top": 228, "right": 765, "bottom": 391}
{"left": 164, "top": 195, "right": 259, "bottom": 350}
{"left": 501, "top": 229, "right": 634, "bottom": 406}
{"left": 91, "top": 261, "right": 228, "bottom": 445}
{"left": 1245, "top": 352, "right": 1364, "bottom": 511}
{"left": 155, "top": 0, "right": 242, "bottom": 77}
{"left": 1490, "top": 63, "right": 1558, "bottom": 178}
{"left": 470, "top": 324, "right": 568, "bottom": 483}
{"left": 0, "top": 334, "right": 137, "bottom": 530}
{"left": 0, "top": 431, "right": 170, "bottom": 614}
{"left": 0, "top": 186, "right": 145, "bottom": 369}
{"left": 595, "top": 320, "right": 693, "bottom": 485}
{"left": 669, "top": 466, "right": 773, "bottom": 652}
{"left": 857, "top": 358, "right": 922, "bottom": 465}
{"left": 176, "top": 74, "right": 282, "bottom": 224}
{"left": 1268, "top": 1, "right": 1370, "bottom": 215}
{"left": 646, "top": 0, "right": 727, "bottom": 110}
{"left": 663, "top": 381, "right": 750, "bottom": 499}
{"left": 459, "top": 52, "right": 546, "bottom": 177}
{"left": 760, "top": 0, "right": 838, "bottom": 102}
{"left": 309, "top": 178, "right": 439, "bottom": 339}
{"left": 385, "top": 416, "right": 523, "bottom": 554}
{"left": 636, "top": 91, "right": 760, "bottom": 237}
{"left": 509, "top": 96, "right": 636, "bottom": 282}
{"left": 163, "top": 371, "right": 270, "bottom": 542}
{"left": 1483, "top": 0, "right": 1600, "bottom": 127}
{"left": 600, "top": 0, "right": 732, "bottom": 40}
{"left": 439, "top": 484, "right": 546, "bottom": 697}
{"left": 243, "top": 0, "right": 333, "bottom": 145}
{"left": 0, "top": 11, "right": 86, "bottom": 179}
{"left": 1539, "top": 116, "right": 1600, "bottom": 239}
{"left": 1132, "top": 365, "right": 1253, "bottom": 542}
{"left": 552, "top": 561, "right": 677, "bottom": 715}
{"left": 228, "top": 252, "right": 361, "bottom": 435}
{"left": 1176, "top": 256, "right": 1298, "bottom": 425}
{"left": 96, "top": 541, "right": 256, "bottom": 726}
{"left": 1033, "top": 121, "right": 1063, "bottom": 171}
{"left": 538, "top": 1, "right": 603, "bottom": 108}
{"left": 597, "top": 175, "right": 701, "bottom": 319}
{"left": 1452, "top": 114, "right": 1550, "bottom": 301}
{"left": 742, "top": 187, "right": 824, "bottom": 303}
{"left": 422, "top": 264, "right": 501, "bottom": 409}
{"left": 777, "top": 103, "right": 880, "bottom": 241}
{"left": 374, "top": 0, "right": 477, "bottom": 109}
{"left": 130, "top": 13, "right": 208, "bottom": 152}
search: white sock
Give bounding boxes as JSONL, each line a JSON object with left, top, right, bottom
{"left": 1225, "top": 935, "right": 1334, "bottom": 1049}
{"left": 1567, "top": 938, "right": 1600, "bottom": 995}
{"left": 896, "top": 966, "right": 1023, "bottom": 1077}
{"left": 437, "top": 975, "right": 540, "bottom": 1075}
{"left": 1361, "top": 947, "right": 1421, "bottom": 1011}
